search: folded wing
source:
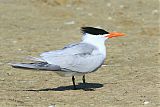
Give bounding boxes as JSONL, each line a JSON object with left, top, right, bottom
{"left": 40, "top": 43, "right": 105, "bottom": 73}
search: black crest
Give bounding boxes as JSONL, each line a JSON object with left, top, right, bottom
{"left": 81, "top": 27, "right": 109, "bottom": 35}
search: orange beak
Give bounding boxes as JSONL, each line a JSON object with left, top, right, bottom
{"left": 106, "top": 32, "right": 125, "bottom": 38}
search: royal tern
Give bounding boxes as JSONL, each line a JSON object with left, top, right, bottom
{"left": 11, "top": 27, "right": 125, "bottom": 89}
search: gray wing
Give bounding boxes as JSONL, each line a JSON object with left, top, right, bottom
{"left": 40, "top": 43, "right": 105, "bottom": 72}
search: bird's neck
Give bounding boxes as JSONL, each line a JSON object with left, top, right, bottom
{"left": 81, "top": 34, "right": 106, "bottom": 56}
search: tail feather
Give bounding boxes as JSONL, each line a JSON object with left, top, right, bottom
{"left": 10, "top": 62, "right": 61, "bottom": 71}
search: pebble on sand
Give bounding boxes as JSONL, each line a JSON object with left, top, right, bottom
{"left": 107, "top": 3, "right": 111, "bottom": 7}
{"left": 152, "top": 9, "right": 158, "bottom": 14}
{"left": 64, "top": 21, "right": 75, "bottom": 25}
{"left": 107, "top": 17, "right": 112, "bottom": 20}
{"left": 143, "top": 101, "right": 149, "bottom": 105}
{"left": 48, "top": 104, "right": 56, "bottom": 107}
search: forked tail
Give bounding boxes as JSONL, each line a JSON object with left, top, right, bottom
{"left": 10, "top": 62, "right": 61, "bottom": 71}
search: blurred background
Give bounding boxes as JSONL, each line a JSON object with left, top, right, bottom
{"left": 0, "top": 0, "right": 159, "bottom": 107}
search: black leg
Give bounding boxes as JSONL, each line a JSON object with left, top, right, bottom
{"left": 72, "top": 76, "right": 76, "bottom": 89}
{"left": 82, "top": 75, "right": 85, "bottom": 83}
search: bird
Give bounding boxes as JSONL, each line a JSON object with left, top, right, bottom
{"left": 11, "top": 27, "right": 125, "bottom": 89}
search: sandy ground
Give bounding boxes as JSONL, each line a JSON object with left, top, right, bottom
{"left": 0, "top": 0, "right": 159, "bottom": 107}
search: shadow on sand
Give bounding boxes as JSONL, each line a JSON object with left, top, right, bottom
{"left": 22, "top": 83, "right": 103, "bottom": 91}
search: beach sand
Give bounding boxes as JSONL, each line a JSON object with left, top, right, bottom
{"left": 0, "top": 0, "right": 159, "bottom": 106}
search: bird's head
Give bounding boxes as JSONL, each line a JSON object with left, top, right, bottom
{"left": 81, "top": 27, "right": 125, "bottom": 41}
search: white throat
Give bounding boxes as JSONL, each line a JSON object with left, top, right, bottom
{"left": 81, "top": 33, "right": 107, "bottom": 56}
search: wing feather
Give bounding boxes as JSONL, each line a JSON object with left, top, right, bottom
{"left": 40, "top": 43, "right": 105, "bottom": 72}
